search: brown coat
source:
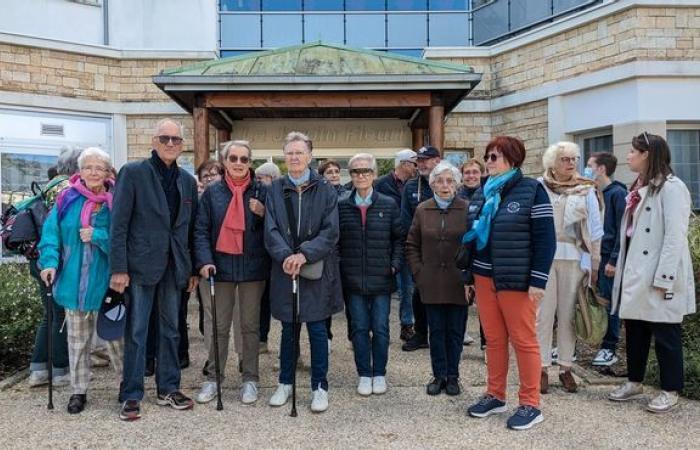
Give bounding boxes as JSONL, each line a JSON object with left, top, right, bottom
{"left": 405, "top": 197, "right": 468, "bottom": 306}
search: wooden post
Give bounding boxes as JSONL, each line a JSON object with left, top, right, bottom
{"left": 193, "top": 103, "right": 210, "bottom": 170}
{"left": 411, "top": 127, "right": 425, "bottom": 151}
{"left": 217, "top": 128, "right": 231, "bottom": 153}
{"left": 428, "top": 105, "right": 444, "bottom": 154}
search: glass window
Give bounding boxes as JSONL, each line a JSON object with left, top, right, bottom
{"left": 304, "top": 0, "right": 343, "bottom": 10}
{"left": 472, "top": 0, "right": 508, "bottom": 44}
{"left": 346, "top": 14, "right": 386, "bottom": 47}
{"left": 346, "top": 1, "right": 386, "bottom": 11}
{"left": 428, "top": 13, "right": 469, "bottom": 46}
{"left": 387, "top": 13, "right": 427, "bottom": 47}
{"left": 429, "top": 0, "right": 468, "bottom": 10}
{"left": 220, "top": 14, "right": 261, "bottom": 48}
{"left": 387, "top": 49, "right": 423, "bottom": 57}
{"left": 262, "top": 0, "right": 301, "bottom": 11}
{"left": 220, "top": 50, "right": 256, "bottom": 58}
{"left": 388, "top": 0, "right": 427, "bottom": 10}
{"left": 510, "top": 0, "right": 551, "bottom": 31}
{"left": 668, "top": 130, "right": 700, "bottom": 208}
{"left": 220, "top": 0, "right": 261, "bottom": 11}
{"left": 554, "top": 0, "right": 590, "bottom": 14}
{"left": 304, "top": 14, "right": 344, "bottom": 44}
{"left": 582, "top": 134, "right": 613, "bottom": 164}
{"left": 262, "top": 14, "right": 302, "bottom": 47}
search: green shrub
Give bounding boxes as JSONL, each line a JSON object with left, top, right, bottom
{"left": 0, "top": 263, "right": 42, "bottom": 365}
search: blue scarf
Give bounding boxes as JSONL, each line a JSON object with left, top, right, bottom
{"left": 288, "top": 168, "right": 310, "bottom": 186}
{"left": 434, "top": 194, "right": 453, "bottom": 210}
{"left": 355, "top": 189, "right": 373, "bottom": 206}
{"left": 462, "top": 168, "right": 518, "bottom": 250}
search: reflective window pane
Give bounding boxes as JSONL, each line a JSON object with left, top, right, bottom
{"left": 668, "top": 130, "right": 700, "bottom": 208}
{"left": 220, "top": 0, "right": 261, "bottom": 11}
{"left": 304, "top": 14, "right": 344, "bottom": 44}
{"left": 221, "top": 14, "right": 261, "bottom": 48}
{"left": 220, "top": 50, "right": 256, "bottom": 58}
{"left": 429, "top": 0, "right": 468, "bottom": 10}
{"left": 510, "top": 0, "right": 550, "bottom": 31}
{"left": 262, "top": 14, "right": 302, "bottom": 47}
{"left": 554, "top": 0, "right": 590, "bottom": 14}
{"left": 388, "top": 0, "right": 427, "bottom": 10}
{"left": 472, "top": 0, "right": 508, "bottom": 44}
{"left": 262, "top": 0, "right": 301, "bottom": 10}
{"left": 346, "top": 14, "right": 385, "bottom": 47}
{"left": 304, "top": 0, "right": 343, "bottom": 10}
{"left": 346, "top": 0, "right": 386, "bottom": 11}
{"left": 387, "top": 49, "right": 424, "bottom": 57}
{"left": 429, "top": 13, "right": 468, "bottom": 46}
{"left": 387, "top": 13, "right": 427, "bottom": 47}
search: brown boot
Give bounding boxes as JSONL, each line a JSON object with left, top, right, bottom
{"left": 540, "top": 369, "right": 549, "bottom": 394}
{"left": 559, "top": 369, "right": 578, "bottom": 393}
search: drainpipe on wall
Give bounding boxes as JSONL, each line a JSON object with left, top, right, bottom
{"left": 103, "top": 0, "right": 109, "bottom": 46}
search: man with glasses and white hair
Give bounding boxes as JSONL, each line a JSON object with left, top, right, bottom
{"left": 110, "top": 118, "right": 199, "bottom": 421}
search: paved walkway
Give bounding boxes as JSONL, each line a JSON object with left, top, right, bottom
{"left": 1, "top": 301, "right": 699, "bottom": 449}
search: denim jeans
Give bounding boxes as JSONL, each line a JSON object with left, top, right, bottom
{"left": 598, "top": 255, "right": 621, "bottom": 351}
{"left": 279, "top": 320, "right": 328, "bottom": 391}
{"left": 425, "top": 304, "right": 467, "bottom": 378}
{"left": 348, "top": 294, "right": 391, "bottom": 377}
{"left": 146, "top": 289, "right": 189, "bottom": 364}
{"left": 29, "top": 259, "right": 69, "bottom": 375}
{"left": 396, "top": 264, "right": 414, "bottom": 326}
{"left": 120, "top": 267, "right": 181, "bottom": 402}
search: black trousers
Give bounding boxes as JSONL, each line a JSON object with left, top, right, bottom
{"left": 626, "top": 319, "right": 684, "bottom": 392}
{"left": 413, "top": 289, "right": 428, "bottom": 337}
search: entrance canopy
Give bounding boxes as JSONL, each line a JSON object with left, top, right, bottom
{"left": 153, "top": 42, "right": 481, "bottom": 167}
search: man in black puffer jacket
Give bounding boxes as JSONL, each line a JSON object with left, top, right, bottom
{"left": 338, "top": 153, "right": 404, "bottom": 396}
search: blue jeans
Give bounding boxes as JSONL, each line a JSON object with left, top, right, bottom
{"left": 598, "top": 255, "right": 621, "bottom": 351}
{"left": 396, "top": 264, "right": 414, "bottom": 326}
{"left": 349, "top": 294, "right": 391, "bottom": 377}
{"left": 120, "top": 267, "right": 181, "bottom": 402}
{"left": 279, "top": 320, "right": 328, "bottom": 391}
{"left": 425, "top": 304, "right": 467, "bottom": 378}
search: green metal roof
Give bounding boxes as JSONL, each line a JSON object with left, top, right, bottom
{"left": 161, "top": 42, "right": 474, "bottom": 77}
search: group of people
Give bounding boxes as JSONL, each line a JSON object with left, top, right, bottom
{"left": 25, "top": 117, "right": 695, "bottom": 430}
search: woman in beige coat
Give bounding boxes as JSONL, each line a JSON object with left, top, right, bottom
{"left": 608, "top": 132, "right": 696, "bottom": 413}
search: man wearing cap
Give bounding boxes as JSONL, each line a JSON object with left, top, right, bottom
{"left": 400, "top": 145, "right": 441, "bottom": 352}
{"left": 375, "top": 149, "right": 418, "bottom": 341}
{"left": 110, "top": 118, "right": 199, "bottom": 421}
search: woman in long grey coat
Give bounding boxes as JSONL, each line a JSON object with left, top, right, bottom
{"left": 264, "top": 132, "right": 343, "bottom": 413}
{"left": 608, "top": 132, "right": 696, "bottom": 413}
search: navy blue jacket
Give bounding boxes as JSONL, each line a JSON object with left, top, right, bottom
{"left": 193, "top": 172, "right": 270, "bottom": 283}
{"left": 601, "top": 180, "right": 627, "bottom": 266}
{"left": 375, "top": 170, "right": 405, "bottom": 207}
{"left": 400, "top": 175, "right": 432, "bottom": 232}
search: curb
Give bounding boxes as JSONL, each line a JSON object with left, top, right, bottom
{"left": 0, "top": 369, "right": 29, "bottom": 392}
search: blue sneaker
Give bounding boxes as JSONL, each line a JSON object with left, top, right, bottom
{"left": 467, "top": 394, "right": 507, "bottom": 418}
{"left": 506, "top": 405, "right": 544, "bottom": 430}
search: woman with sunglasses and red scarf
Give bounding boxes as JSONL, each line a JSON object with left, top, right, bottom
{"left": 608, "top": 132, "right": 695, "bottom": 413}
{"left": 193, "top": 140, "right": 269, "bottom": 406}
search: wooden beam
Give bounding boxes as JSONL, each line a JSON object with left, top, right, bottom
{"left": 217, "top": 128, "right": 231, "bottom": 150}
{"left": 193, "top": 105, "right": 210, "bottom": 170}
{"left": 411, "top": 128, "right": 425, "bottom": 151}
{"left": 428, "top": 105, "right": 445, "bottom": 154}
{"left": 204, "top": 92, "right": 432, "bottom": 109}
{"left": 208, "top": 109, "right": 232, "bottom": 132}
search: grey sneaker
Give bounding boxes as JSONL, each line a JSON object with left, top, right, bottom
{"left": 195, "top": 381, "right": 218, "bottom": 404}
{"left": 240, "top": 381, "right": 258, "bottom": 405}
{"left": 28, "top": 370, "right": 48, "bottom": 387}
{"left": 592, "top": 349, "right": 619, "bottom": 367}
{"left": 647, "top": 390, "right": 678, "bottom": 413}
{"left": 608, "top": 382, "right": 644, "bottom": 402}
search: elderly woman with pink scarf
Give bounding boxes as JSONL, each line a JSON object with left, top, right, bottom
{"left": 38, "top": 147, "right": 122, "bottom": 415}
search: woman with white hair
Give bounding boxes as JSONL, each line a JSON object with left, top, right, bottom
{"left": 537, "top": 141, "right": 603, "bottom": 394}
{"left": 405, "top": 161, "right": 469, "bottom": 397}
{"left": 38, "top": 147, "right": 122, "bottom": 414}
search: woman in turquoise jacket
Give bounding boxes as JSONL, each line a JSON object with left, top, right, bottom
{"left": 39, "top": 147, "right": 122, "bottom": 415}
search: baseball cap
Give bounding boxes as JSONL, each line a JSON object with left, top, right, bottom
{"left": 97, "top": 288, "right": 127, "bottom": 341}
{"left": 395, "top": 149, "right": 417, "bottom": 165}
{"left": 416, "top": 146, "right": 440, "bottom": 159}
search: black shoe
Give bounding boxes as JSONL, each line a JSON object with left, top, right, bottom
{"left": 445, "top": 376, "right": 461, "bottom": 396}
{"left": 426, "top": 377, "right": 446, "bottom": 396}
{"left": 67, "top": 394, "right": 86, "bottom": 414}
{"left": 402, "top": 333, "right": 428, "bottom": 352}
{"left": 400, "top": 324, "right": 415, "bottom": 342}
{"left": 156, "top": 391, "right": 194, "bottom": 410}
{"left": 145, "top": 359, "right": 155, "bottom": 377}
{"left": 119, "top": 399, "right": 141, "bottom": 421}
{"left": 179, "top": 355, "right": 190, "bottom": 369}
{"left": 202, "top": 361, "right": 210, "bottom": 377}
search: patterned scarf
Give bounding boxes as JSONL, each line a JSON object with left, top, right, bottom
{"left": 56, "top": 173, "right": 114, "bottom": 227}
{"left": 625, "top": 179, "right": 644, "bottom": 237}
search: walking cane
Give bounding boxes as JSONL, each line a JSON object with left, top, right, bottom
{"left": 208, "top": 269, "right": 224, "bottom": 411}
{"left": 45, "top": 274, "right": 54, "bottom": 410}
{"left": 290, "top": 275, "right": 299, "bottom": 418}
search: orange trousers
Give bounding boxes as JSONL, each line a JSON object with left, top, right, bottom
{"left": 474, "top": 275, "right": 541, "bottom": 407}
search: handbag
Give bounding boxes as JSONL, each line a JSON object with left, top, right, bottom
{"left": 283, "top": 191, "right": 324, "bottom": 281}
{"left": 574, "top": 276, "right": 610, "bottom": 346}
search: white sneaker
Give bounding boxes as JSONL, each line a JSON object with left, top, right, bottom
{"left": 28, "top": 370, "right": 49, "bottom": 387}
{"left": 592, "top": 349, "right": 619, "bottom": 366}
{"left": 647, "top": 390, "right": 678, "bottom": 413}
{"left": 372, "top": 376, "right": 387, "bottom": 395}
{"left": 357, "top": 377, "right": 372, "bottom": 396}
{"left": 463, "top": 332, "right": 475, "bottom": 345}
{"left": 240, "top": 381, "right": 258, "bottom": 405}
{"left": 608, "top": 381, "right": 643, "bottom": 402}
{"left": 311, "top": 387, "right": 328, "bottom": 413}
{"left": 52, "top": 374, "right": 70, "bottom": 387}
{"left": 196, "top": 381, "right": 218, "bottom": 404}
{"left": 269, "top": 384, "right": 292, "bottom": 407}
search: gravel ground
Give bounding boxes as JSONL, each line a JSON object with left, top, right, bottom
{"left": 1, "top": 301, "right": 699, "bottom": 449}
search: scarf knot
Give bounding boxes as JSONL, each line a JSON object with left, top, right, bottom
{"left": 216, "top": 171, "right": 251, "bottom": 255}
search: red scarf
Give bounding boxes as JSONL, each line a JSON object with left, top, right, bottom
{"left": 625, "top": 179, "right": 644, "bottom": 237}
{"left": 216, "top": 171, "right": 250, "bottom": 255}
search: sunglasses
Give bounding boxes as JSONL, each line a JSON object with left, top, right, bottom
{"left": 157, "top": 135, "right": 183, "bottom": 145}
{"left": 349, "top": 168, "right": 374, "bottom": 176}
{"left": 484, "top": 153, "right": 500, "bottom": 162}
{"left": 227, "top": 155, "right": 250, "bottom": 164}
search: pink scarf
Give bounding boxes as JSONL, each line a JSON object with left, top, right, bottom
{"left": 68, "top": 173, "right": 114, "bottom": 227}
{"left": 216, "top": 171, "right": 250, "bottom": 255}
{"left": 625, "top": 179, "right": 644, "bottom": 237}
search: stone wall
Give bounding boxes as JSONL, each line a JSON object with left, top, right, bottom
{"left": 126, "top": 115, "right": 217, "bottom": 161}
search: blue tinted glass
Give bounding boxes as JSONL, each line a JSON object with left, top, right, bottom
{"left": 346, "top": 0, "right": 385, "bottom": 11}
{"left": 429, "top": 0, "right": 468, "bottom": 10}
{"left": 262, "top": 0, "right": 301, "bottom": 11}
{"left": 554, "top": 0, "right": 589, "bottom": 14}
{"left": 346, "top": 14, "right": 385, "bottom": 47}
{"left": 220, "top": 0, "right": 261, "bottom": 11}
{"left": 304, "top": 0, "right": 343, "bottom": 10}
{"left": 220, "top": 50, "right": 256, "bottom": 58}
{"left": 472, "top": 0, "right": 508, "bottom": 44}
{"left": 304, "top": 14, "right": 344, "bottom": 44}
{"left": 262, "top": 14, "right": 302, "bottom": 46}
{"left": 387, "top": 49, "right": 423, "bottom": 57}
{"left": 510, "top": 0, "right": 550, "bottom": 30}
{"left": 387, "top": 13, "right": 427, "bottom": 47}
{"left": 220, "top": 14, "right": 262, "bottom": 48}
{"left": 428, "top": 13, "right": 468, "bottom": 45}
{"left": 388, "top": 0, "right": 427, "bottom": 10}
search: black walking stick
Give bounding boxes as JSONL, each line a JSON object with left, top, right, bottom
{"left": 45, "top": 274, "right": 54, "bottom": 410}
{"left": 208, "top": 269, "right": 224, "bottom": 411}
{"left": 290, "top": 276, "right": 299, "bottom": 417}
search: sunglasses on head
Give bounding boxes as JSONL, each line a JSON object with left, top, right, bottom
{"left": 157, "top": 135, "right": 183, "bottom": 145}
{"left": 642, "top": 131, "right": 651, "bottom": 147}
{"left": 228, "top": 155, "right": 250, "bottom": 164}
{"left": 349, "top": 168, "right": 374, "bottom": 176}
{"left": 484, "top": 153, "right": 500, "bottom": 162}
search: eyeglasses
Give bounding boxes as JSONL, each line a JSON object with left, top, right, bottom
{"left": 201, "top": 172, "right": 220, "bottom": 181}
{"left": 401, "top": 160, "right": 417, "bottom": 167}
{"left": 323, "top": 169, "right": 340, "bottom": 175}
{"left": 157, "top": 135, "right": 183, "bottom": 145}
{"left": 559, "top": 156, "right": 579, "bottom": 164}
{"left": 80, "top": 165, "right": 109, "bottom": 174}
{"left": 349, "top": 168, "right": 374, "bottom": 177}
{"left": 227, "top": 155, "right": 250, "bottom": 164}
{"left": 484, "top": 153, "right": 500, "bottom": 163}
